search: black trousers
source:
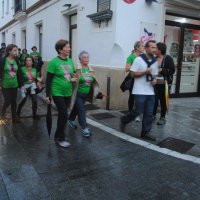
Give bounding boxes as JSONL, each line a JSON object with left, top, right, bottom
{"left": 1, "top": 87, "right": 18, "bottom": 120}
{"left": 17, "top": 90, "right": 38, "bottom": 117}
{"left": 153, "top": 84, "right": 166, "bottom": 118}
{"left": 128, "top": 80, "right": 134, "bottom": 111}
{"left": 53, "top": 96, "right": 71, "bottom": 141}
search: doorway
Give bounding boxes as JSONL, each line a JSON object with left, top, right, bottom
{"left": 69, "top": 14, "right": 77, "bottom": 64}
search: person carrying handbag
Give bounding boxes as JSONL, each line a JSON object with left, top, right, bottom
{"left": 122, "top": 41, "right": 144, "bottom": 121}
{"left": 153, "top": 42, "right": 175, "bottom": 125}
{"left": 68, "top": 51, "right": 96, "bottom": 138}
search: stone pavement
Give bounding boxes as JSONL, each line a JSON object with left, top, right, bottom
{"left": 0, "top": 95, "right": 200, "bottom": 199}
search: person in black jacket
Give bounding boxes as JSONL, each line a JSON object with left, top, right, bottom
{"left": 0, "top": 44, "right": 22, "bottom": 123}
{"left": 153, "top": 42, "right": 175, "bottom": 125}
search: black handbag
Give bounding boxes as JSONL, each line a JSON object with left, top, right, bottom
{"left": 120, "top": 73, "right": 134, "bottom": 92}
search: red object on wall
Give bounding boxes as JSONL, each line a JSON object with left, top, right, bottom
{"left": 192, "top": 29, "right": 199, "bottom": 41}
{"left": 123, "top": 0, "right": 136, "bottom": 4}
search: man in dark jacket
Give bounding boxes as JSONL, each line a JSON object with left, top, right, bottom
{"left": 153, "top": 42, "right": 175, "bottom": 125}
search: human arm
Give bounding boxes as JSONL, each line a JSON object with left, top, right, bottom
{"left": 160, "top": 56, "right": 175, "bottom": 76}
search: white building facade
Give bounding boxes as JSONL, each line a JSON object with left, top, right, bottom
{"left": 1, "top": 0, "right": 200, "bottom": 109}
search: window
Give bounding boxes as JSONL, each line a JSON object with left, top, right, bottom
{"left": 2, "top": 0, "right": 5, "bottom": 18}
{"left": 97, "top": 0, "right": 111, "bottom": 12}
{"left": 6, "top": 0, "right": 9, "bottom": 14}
{"left": 12, "top": 33, "right": 16, "bottom": 44}
{"left": 14, "top": 0, "right": 26, "bottom": 13}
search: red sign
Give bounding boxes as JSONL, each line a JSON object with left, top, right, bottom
{"left": 123, "top": 0, "right": 136, "bottom": 4}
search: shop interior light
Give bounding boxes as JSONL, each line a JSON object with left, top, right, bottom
{"left": 175, "top": 18, "right": 187, "bottom": 23}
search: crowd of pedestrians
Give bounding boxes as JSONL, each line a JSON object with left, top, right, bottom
{"left": 0, "top": 38, "right": 175, "bottom": 148}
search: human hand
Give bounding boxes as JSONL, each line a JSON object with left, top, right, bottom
{"left": 151, "top": 78, "right": 157, "bottom": 85}
{"left": 146, "top": 68, "right": 152, "bottom": 75}
{"left": 71, "top": 77, "right": 78, "bottom": 82}
{"left": 46, "top": 97, "right": 51, "bottom": 104}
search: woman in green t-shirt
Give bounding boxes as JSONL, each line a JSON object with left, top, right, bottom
{"left": 20, "top": 48, "right": 29, "bottom": 67}
{"left": 68, "top": 51, "right": 95, "bottom": 137}
{"left": 0, "top": 44, "right": 22, "bottom": 123}
{"left": 17, "top": 56, "right": 40, "bottom": 120}
{"left": 46, "top": 40, "right": 77, "bottom": 148}
{"left": 124, "top": 41, "right": 144, "bottom": 119}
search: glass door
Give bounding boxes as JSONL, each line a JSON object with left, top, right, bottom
{"left": 164, "top": 25, "right": 181, "bottom": 94}
{"left": 180, "top": 28, "right": 200, "bottom": 93}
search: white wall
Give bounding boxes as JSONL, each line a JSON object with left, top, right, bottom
{"left": 0, "top": 0, "right": 165, "bottom": 67}
{"left": 114, "top": 0, "right": 165, "bottom": 68}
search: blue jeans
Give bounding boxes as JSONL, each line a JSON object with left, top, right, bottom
{"left": 121, "top": 95, "right": 155, "bottom": 133}
{"left": 69, "top": 92, "right": 87, "bottom": 129}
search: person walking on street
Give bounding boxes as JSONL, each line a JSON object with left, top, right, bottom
{"left": 68, "top": 51, "right": 95, "bottom": 138}
{"left": 120, "top": 40, "right": 158, "bottom": 141}
{"left": 0, "top": 44, "right": 22, "bottom": 123}
{"left": 0, "top": 43, "right": 6, "bottom": 58}
{"left": 46, "top": 39, "right": 77, "bottom": 148}
{"left": 17, "top": 56, "right": 40, "bottom": 120}
{"left": 20, "top": 49, "right": 29, "bottom": 67}
{"left": 124, "top": 41, "right": 144, "bottom": 122}
{"left": 153, "top": 42, "right": 175, "bottom": 125}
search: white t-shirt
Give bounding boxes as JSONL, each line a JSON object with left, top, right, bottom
{"left": 130, "top": 57, "right": 158, "bottom": 95}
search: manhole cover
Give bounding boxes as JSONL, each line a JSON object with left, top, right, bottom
{"left": 91, "top": 113, "right": 116, "bottom": 120}
{"left": 157, "top": 137, "right": 195, "bottom": 153}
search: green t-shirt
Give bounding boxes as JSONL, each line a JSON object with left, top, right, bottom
{"left": 30, "top": 52, "right": 41, "bottom": 64}
{"left": 20, "top": 54, "right": 28, "bottom": 66}
{"left": 126, "top": 53, "right": 136, "bottom": 65}
{"left": 21, "top": 67, "right": 37, "bottom": 85}
{"left": 47, "top": 57, "right": 75, "bottom": 97}
{"left": 78, "top": 68, "right": 94, "bottom": 94}
{"left": 30, "top": 52, "right": 41, "bottom": 58}
{"left": 2, "top": 58, "right": 18, "bottom": 88}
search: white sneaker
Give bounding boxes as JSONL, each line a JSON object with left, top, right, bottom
{"left": 57, "top": 140, "right": 71, "bottom": 148}
{"left": 135, "top": 116, "right": 141, "bottom": 122}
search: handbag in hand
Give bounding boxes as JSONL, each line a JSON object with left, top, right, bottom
{"left": 120, "top": 73, "right": 134, "bottom": 92}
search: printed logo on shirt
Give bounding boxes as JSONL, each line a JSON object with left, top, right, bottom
{"left": 27, "top": 72, "right": 34, "bottom": 82}
{"left": 61, "top": 65, "right": 71, "bottom": 81}
{"left": 9, "top": 64, "right": 17, "bottom": 78}
{"left": 83, "top": 72, "right": 92, "bottom": 86}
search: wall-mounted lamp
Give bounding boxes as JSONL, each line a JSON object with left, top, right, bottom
{"left": 63, "top": 4, "right": 71, "bottom": 9}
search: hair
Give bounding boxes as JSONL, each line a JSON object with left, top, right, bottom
{"left": 18, "top": 48, "right": 21, "bottom": 51}
{"left": 134, "top": 41, "right": 143, "bottom": 51}
{"left": 22, "top": 48, "right": 27, "bottom": 54}
{"left": 1, "top": 42, "right": 6, "bottom": 47}
{"left": 157, "top": 42, "right": 167, "bottom": 55}
{"left": 55, "top": 39, "right": 69, "bottom": 54}
{"left": 24, "top": 56, "right": 35, "bottom": 67}
{"left": 78, "top": 51, "right": 89, "bottom": 60}
{"left": 31, "top": 46, "right": 37, "bottom": 51}
{"left": 145, "top": 40, "right": 156, "bottom": 48}
{"left": 5, "top": 44, "right": 18, "bottom": 57}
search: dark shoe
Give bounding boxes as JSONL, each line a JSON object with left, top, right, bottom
{"left": 33, "top": 115, "right": 40, "bottom": 120}
{"left": 141, "top": 132, "right": 156, "bottom": 141}
{"left": 152, "top": 115, "right": 156, "bottom": 123}
{"left": 120, "top": 117, "right": 126, "bottom": 132}
{"left": 157, "top": 117, "right": 166, "bottom": 125}
{"left": 12, "top": 117, "right": 21, "bottom": 123}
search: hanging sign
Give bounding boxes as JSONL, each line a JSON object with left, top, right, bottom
{"left": 123, "top": 0, "right": 136, "bottom": 4}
